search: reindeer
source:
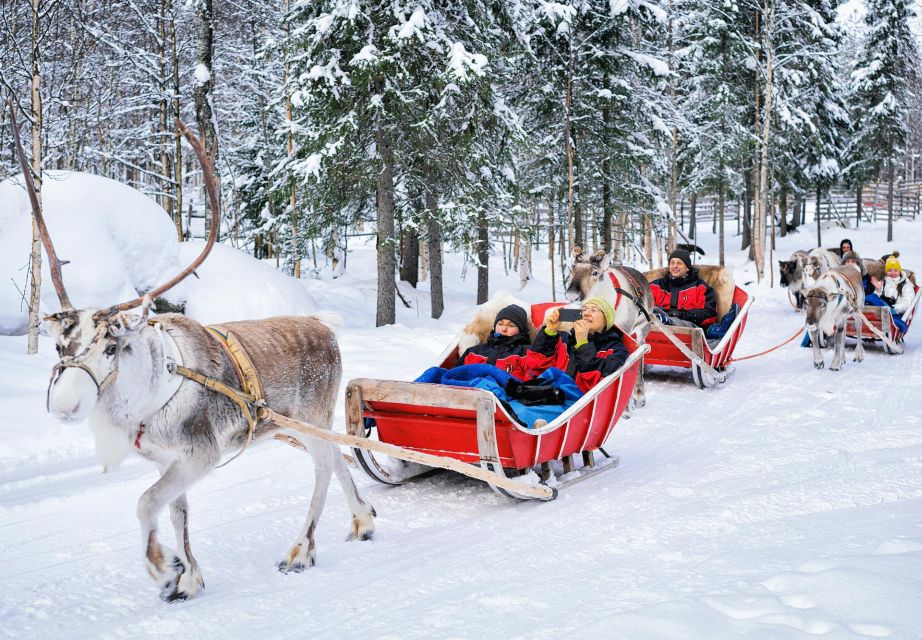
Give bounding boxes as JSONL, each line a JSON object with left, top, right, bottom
{"left": 778, "top": 249, "right": 809, "bottom": 310}
{"left": 804, "top": 247, "right": 841, "bottom": 284}
{"left": 564, "top": 248, "right": 653, "bottom": 406}
{"left": 804, "top": 265, "right": 866, "bottom": 371}
{"left": 12, "top": 112, "right": 375, "bottom": 602}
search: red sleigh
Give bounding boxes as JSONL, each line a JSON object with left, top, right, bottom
{"left": 641, "top": 266, "right": 754, "bottom": 388}
{"left": 847, "top": 283, "right": 921, "bottom": 354}
{"left": 344, "top": 302, "right": 648, "bottom": 500}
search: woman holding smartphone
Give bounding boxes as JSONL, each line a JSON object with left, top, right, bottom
{"left": 525, "top": 296, "right": 628, "bottom": 393}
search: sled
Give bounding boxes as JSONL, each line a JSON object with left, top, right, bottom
{"left": 847, "top": 283, "right": 922, "bottom": 354}
{"left": 344, "top": 302, "right": 649, "bottom": 501}
{"left": 642, "top": 266, "right": 754, "bottom": 389}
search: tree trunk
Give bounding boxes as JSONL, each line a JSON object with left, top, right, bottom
{"left": 374, "top": 82, "right": 396, "bottom": 327}
{"left": 887, "top": 155, "right": 894, "bottom": 242}
{"left": 815, "top": 185, "right": 822, "bottom": 248}
{"left": 742, "top": 172, "right": 752, "bottom": 251}
{"left": 855, "top": 184, "right": 862, "bottom": 228}
{"left": 476, "top": 211, "right": 489, "bottom": 304}
{"left": 158, "top": 0, "right": 173, "bottom": 221}
{"left": 548, "top": 198, "right": 557, "bottom": 301}
{"left": 754, "top": 0, "right": 775, "bottom": 283}
{"left": 169, "top": 0, "right": 183, "bottom": 240}
{"left": 193, "top": 0, "right": 219, "bottom": 234}
{"left": 792, "top": 193, "right": 801, "bottom": 229}
{"left": 425, "top": 189, "right": 443, "bottom": 318}
{"left": 689, "top": 191, "right": 697, "bottom": 240}
{"left": 565, "top": 30, "right": 577, "bottom": 254}
{"left": 399, "top": 223, "right": 419, "bottom": 287}
{"left": 779, "top": 191, "right": 788, "bottom": 236}
{"left": 27, "top": 0, "right": 43, "bottom": 355}
{"left": 284, "top": 0, "right": 300, "bottom": 278}
{"left": 718, "top": 180, "right": 725, "bottom": 267}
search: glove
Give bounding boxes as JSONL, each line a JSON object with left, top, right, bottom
{"left": 653, "top": 310, "right": 670, "bottom": 324}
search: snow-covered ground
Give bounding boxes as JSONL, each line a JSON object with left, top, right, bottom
{"left": 2, "top": 192, "right": 921, "bottom": 638}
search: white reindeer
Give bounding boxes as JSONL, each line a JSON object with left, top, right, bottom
{"left": 16, "top": 118, "right": 375, "bottom": 602}
{"left": 563, "top": 249, "right": 653, "bottom": 407}
{"left": 804, "top": 265, "right": 866, "bottom": 371}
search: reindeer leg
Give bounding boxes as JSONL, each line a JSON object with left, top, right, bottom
{"left": 811, "top": 329, "right": 824, "bottom": 369}
{"left": 169, "top": 493, "right": 204, "bottom": 599}
{"left": 278, "top": 439, "right": 334, "bottom": 573}
{"left": 632, "top": 362, "right": 647, "bottom": 409}
{"left": 331, "top": 445, "right": 376, "bottom": 542}
{"left": 853, "top": 314, "right": 865, "bottom": 362}
{"left": 830, "top": 324, "right": 846, "bottom": 371}
{"left": 137, "top": 458, "right": 211, "bottom": 601}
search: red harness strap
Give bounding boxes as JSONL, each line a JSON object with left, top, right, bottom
{"left": 607, "top": 271, "right": 624, "bottom": 309}
{"left": 134, "top": 423, "right": 145, "bottom": 449}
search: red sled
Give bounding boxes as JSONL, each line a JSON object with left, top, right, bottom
{"left": 641, "top": 265, "right": 754, "bottom": 388}
{"left": 344, "top": 302, "right": 649, "bottom": 500}
{"left": 847, "top": 283, "right": 921, "bottom": 354}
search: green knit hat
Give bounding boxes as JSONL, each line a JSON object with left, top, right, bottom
{"left": 583, "top": 296, "right": 615, "bottom": 330}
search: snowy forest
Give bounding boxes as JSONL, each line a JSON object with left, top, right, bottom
{"left": 2, "top": 0, "right": 920, "bottom": 327}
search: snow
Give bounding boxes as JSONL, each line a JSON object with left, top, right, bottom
{"left": 2, "top": 175, "right": 922, "bottom": 636}
{"left": 194, "top": 63, "right": 211, "bottom": 85}
{"left": 0, "top": 172, "right": 316, "bottom": 331}
{"left": 0, "top": 172, "right": 179, "bottom": 333}
{"left": 394, "top": 6, "right": 427, "bottom": 41}
{"left": 447, "top": 42, "right": 489, "bottom": 80}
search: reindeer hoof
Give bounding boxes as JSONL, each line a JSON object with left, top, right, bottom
{"left": 347, "top": 512, "right": 376, "bottom": 542}
{"left": 277, "top": 541, "right": 316, "bottom": 573}
{"left": 277, "top": 559, "right": 312, "bottom": 574}
{"left": 814, "top": 362, "right": 824, "bottom": 370}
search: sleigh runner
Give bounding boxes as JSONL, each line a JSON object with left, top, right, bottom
{"left": 642, "top": 266, "right": 754, "bottom": 388}
{"left": 345, "top": 302, "right": 649, "bottom": 500}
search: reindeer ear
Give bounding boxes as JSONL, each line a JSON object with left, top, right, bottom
{"left": 108, "top": 312, "right": 146, "bottom": 337}
{"left": 44, "top": 312, "right": 75, "bottom": 338}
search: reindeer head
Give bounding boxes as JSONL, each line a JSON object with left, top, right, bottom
{"left": 7, "top": 104, "right": 220, "bottom": 423}
{"left": 778, "top": 259, "right": 801, "bottom": 287}
{"left": 804, "top": 276, "right": 844, "bottom": 336}
{"left": 564, "top": 248, "right": 611, "bottom": 302}
{"left": 44, "top": 305, "right": 151, "bottom": 421}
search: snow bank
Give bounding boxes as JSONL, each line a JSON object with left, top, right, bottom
{"left": 0, "top": 171, "right": 180, "bottom": 333}
{"left": 166, "top": 241, "right": 316, "bottom": 325}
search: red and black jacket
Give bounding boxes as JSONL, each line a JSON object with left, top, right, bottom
{"left": 458, "top": 333, "right": 531, "bottom": 380}
{"left": 650, "top": 269, "right": 718, "bottom": 327}
{"left": 525, "top": 325, "right": 629, "bottom": 394}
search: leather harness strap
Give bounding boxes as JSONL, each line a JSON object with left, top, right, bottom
{"left": 169, "top": 325, "right": 267, "bottom": 468}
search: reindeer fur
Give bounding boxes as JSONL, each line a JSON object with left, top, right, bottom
{"left": 779, "top": 250, "right": 810, "bottom": 310}
{"left": 804, "top": 266, "right": 866, "bottom": 371}
{"left": 45, "top": 311, "right": 375, "bottom": 602}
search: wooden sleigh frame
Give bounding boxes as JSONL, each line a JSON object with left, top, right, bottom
{"left": 343, "top": 302, "right": 649, "bottom": 500}
{"left": 642, "top": 266, "right": 754, "bottom": 388}
{"left": 847, "top": 283, "right": 922, "bottom": 354}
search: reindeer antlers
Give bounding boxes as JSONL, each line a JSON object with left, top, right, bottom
{"left": 109, "top": 119, "right": 220, "bottom": 313}
{"left": 8, "top": 98, "right": 73, "bottom": 311}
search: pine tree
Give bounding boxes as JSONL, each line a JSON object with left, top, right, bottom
{"left": 850, "top": 0, "right": 918, "bottom": 241}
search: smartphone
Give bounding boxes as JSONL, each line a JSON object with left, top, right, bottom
{"left": 558, "top": 308, "right": 582, "bottom": 322}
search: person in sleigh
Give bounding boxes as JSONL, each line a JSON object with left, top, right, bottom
{"left": 649, "top": 249, "right": 718, "bottom": 330}
{"left": 455, "top": 304, "right": 531, "bottom": 379}
{"left": 526, "top": 296, "right": 628, "bottom": 394}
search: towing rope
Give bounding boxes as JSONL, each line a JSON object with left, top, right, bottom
{"left": 727, "top": 326, "right": 805, "bottom": 363}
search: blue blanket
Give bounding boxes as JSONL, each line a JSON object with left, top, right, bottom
{"left": 415, "top": 364, "right": 583, "bottom": 428}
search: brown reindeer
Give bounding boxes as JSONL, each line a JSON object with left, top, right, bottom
{"left": 11, "top": 108, "right": 375, "bottom": 602}
{"left": 804, "top": 265, "right": 866, "bottom": 371}
{"left": 779, "top": 250, "right": 809, "bottom": 310}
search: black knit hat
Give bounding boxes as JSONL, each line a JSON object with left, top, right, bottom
{"left": 668, "top": 248, "right": 693, "bottom": 270}
{"left": 495, "top": 304, "right": 528, "bottom": 335}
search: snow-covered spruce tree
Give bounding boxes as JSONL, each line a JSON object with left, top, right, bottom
{"left": 520, "top": 0, "right": 670, "bottom": 267}
{"left": 676, "top": 0, "right": 751, "bottom": 265}
{"left": 286, "top": 1, "right": 518, "bottom": 322}
{"left": 850, "top": 0, "right": 918, "bottom": 242}
{"left": 770, "top": 0, "right": 849, "bottom": 243}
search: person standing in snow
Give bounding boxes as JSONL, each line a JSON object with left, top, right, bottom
{"left": 649, "top": 249, "right": 718, "bottom": 329}
{"left": 526, "top": 296, "right": 628, "bottom": 394}
{"left": 456, "top": 305, "right": 531, "bottom": 379}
